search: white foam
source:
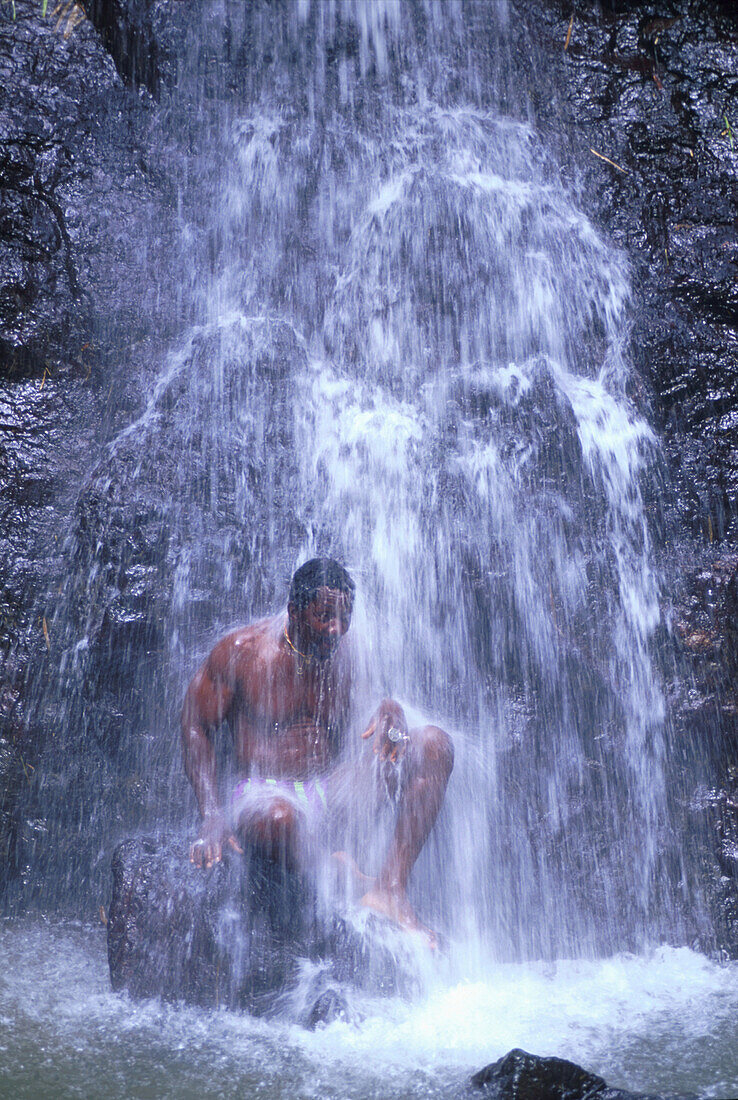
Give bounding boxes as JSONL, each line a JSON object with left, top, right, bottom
{"left": 2, "top": 922, "right": 736, "bottom": 1099}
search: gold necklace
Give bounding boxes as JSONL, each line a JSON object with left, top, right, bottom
{"left": 284, "top": 626, "right": 313, "bottom": 675}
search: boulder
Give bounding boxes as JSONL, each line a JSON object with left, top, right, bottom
{"left": 108, "top": 835, "right": 320, "bottom": 1011}
{"left": 470, "top": 1049, "right": 696, "bottom": 1100}
{"left": 107, "top": 834, "right": 412, "bottom": 1013}
{"left": 471, "top": 1050, "right": 611, "bottom": 1100}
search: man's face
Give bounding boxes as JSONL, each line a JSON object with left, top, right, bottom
{"left": 294, "top": 586, "right": 353, "bottom": 660}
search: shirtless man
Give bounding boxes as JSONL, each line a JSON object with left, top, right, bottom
{"left": 181, "top": 557, "right": 454, "bottom": 942}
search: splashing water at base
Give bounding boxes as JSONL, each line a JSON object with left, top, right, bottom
{"left": 1, "top": 919, "right": 737, "bottom": 1100}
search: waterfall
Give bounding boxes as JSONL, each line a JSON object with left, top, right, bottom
{"left": 174, "top": 8, "right": 671, "bottom": 956}
{"left": 16, "top": 0, "right": 690, "bottom": 958}
{"left": 6, "top": 4, "right": 738, "bottom": 1098}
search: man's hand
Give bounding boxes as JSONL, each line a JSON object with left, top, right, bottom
{"left": 189, "top": 812, "right": 243, "bottom": 869}
{"left": 361, "top": 698, "right": 410, "bottom": 763}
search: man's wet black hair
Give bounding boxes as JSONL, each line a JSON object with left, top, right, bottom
{"left": 288, "top": 558, "right": 355, "bottom": 610}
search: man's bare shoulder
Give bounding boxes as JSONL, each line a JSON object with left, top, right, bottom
{"left": 206, "top": 614, "right": 282, "bottom": 677}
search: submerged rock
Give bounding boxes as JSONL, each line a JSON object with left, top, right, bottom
{"left": 470, "top": 1049, "right": 696, "bottom": 1100}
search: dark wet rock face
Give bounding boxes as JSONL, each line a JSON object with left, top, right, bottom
{"left": 509, "top": 0, "right": 738, "bottom": 960}
{"left": 69, "top": 316, "right": 305, "bottom": 730}
{"left": 0, "top": 0, "right": 116, "bottom": 660}
{"left": 672, "top": 550, "right": 738, "bottom": 955}
{"left": 6, "top": 316, "right": 307, "bottom": 908}
{"left": 469, "top": 1049, "right": 695, "bottom": 1100}
{"left": 1, "top": 2, "right": 90, "bottom": 368}
{"left": 83, "top": 0, "right": 181, "bottom": 95}
{"left": 1, "top": 0, "right": 737, "bottom": 972}
{"left": 0, "top": 0, "right": 186, "bottom": 899}
{"left": 0, "top": 0, "right": 170, "bottom": 374}
{"left": 521, "top": 0, "right": 738, "bottom": 539}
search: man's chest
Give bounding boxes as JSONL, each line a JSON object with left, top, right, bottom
{"left": 234, "top": 662, "right": 348, "bottom": 728}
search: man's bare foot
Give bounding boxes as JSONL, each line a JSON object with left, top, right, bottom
{"left": 360, "top": 885, "right": 438, "bottom": 950}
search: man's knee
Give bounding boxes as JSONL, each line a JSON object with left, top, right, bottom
{"left": 242, "top": 796, "right": 299, "bottom": 853}
{"left": 268, "top": 796, "right": 298, "bottom": 830}
{"left": 413, "top": 725, "right": 454, "bottom": 780}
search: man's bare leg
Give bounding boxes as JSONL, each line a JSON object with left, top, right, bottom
{"left": 360, "top": 724, "right": 454, "bottom": 946}
{"left": 331, "top": 850, "right": 374, "bottom": 894}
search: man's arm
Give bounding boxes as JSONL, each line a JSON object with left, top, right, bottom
{"left": 181, "top": 636, "right": 241, "bottom": 868}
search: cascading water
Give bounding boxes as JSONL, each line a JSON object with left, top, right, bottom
{"left": 294, "top": 102, "right": 668, "bottom": 957}
{"left": 3, "top": 3, "right": 737, "bottom": 1098}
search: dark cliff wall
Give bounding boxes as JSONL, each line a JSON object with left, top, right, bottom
{"left": 518, "top": 0, "right": 738, "bottom": 947}
{"left": 0, "top": 0, "right": 180, "bottom": 892}
{"left": 521, "top": 0, "right": 738, "bottom": 542}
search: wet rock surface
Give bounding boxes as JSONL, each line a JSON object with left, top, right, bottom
{"left": 304, "top": 985, "right": 351, "bottom": 1029}
{"left": 520, "top": 0, "right": 738, "bottom": 539}
{"left": 670, "top": 549, "right": 738, "bottom": 955}
{"left": 67, "top": 315, "right": 305, "bottom": 741}
{"left": 0, "top": 0, "right": 179, "bottom": 375}
{"left": 510, "top": 0, "right": 738, "bottom": 959}
{"left": 108, "top": 835, "right": 308, "bottom": 1010}
{"left": 5, "top": 316, "right": 308, "bottom": 908}
{"left": 108, "top": 834, "right": 410, "bottom": 1014}
{"left": 83, "top": 0, "right": 186, "bottom": 95}
{"left": 469, "top": 1049, "right": 695, "bottom": 1100}
{"left": 0, "top": 0, "right": 206, "bottom": 900}
{"left": 0, "top": 0, "right": 137, "bottom": 890}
